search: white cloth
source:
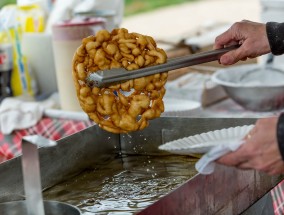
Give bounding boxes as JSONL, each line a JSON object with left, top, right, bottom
{"left": 195, "top": 139, "right": 244, "bottom": 175}
{"left": 0, "top": 94, "right": 59, "bottom": 135}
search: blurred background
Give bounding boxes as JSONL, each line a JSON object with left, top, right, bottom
{"left": 0, "top": 0, "right": 284, "bottom": 114}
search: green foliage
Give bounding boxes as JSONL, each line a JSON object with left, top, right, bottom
{"left": 1, "top": 0, "right": 196, "bottom": 16}
{"left": 0, "top": 0, "right": 16, "bottom": 9}
{"left": 125, "top": 0, "right": 196, "bottom": 16}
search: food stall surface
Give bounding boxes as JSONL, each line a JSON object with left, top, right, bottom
{"left": 0, "top": 117, "right": 282, "bottom": 215}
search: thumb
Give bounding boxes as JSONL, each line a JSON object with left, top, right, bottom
{"left": 219, "top": 52, "right": 237, "bottom": 65}
{"left": 219, "top": 47, "right": 247, "bottom": 65}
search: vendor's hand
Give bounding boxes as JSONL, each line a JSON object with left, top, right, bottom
{"left": 216, "top": 117, "right": 284, "bottom": 175}
{"left": 214, "top": 20, "right": 271, "bottom": 65}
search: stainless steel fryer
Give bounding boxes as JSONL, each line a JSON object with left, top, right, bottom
{"left": 0, "top": 117, "right": 282, "bottom": 214}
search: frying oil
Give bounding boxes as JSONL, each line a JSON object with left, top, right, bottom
{"left": 43, "top": 155, "right": 198, "bottom": 214}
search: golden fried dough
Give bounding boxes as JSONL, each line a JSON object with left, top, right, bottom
{"left": 72, "top": 28, "right": 168, "bottom": 133}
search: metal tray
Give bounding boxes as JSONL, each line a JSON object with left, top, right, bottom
{"left": 0, "top": 117, "right": 282, "bottom": 214}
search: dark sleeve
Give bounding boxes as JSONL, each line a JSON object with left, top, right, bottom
{"left": 266, "top": 22, "right": 284, "bottom": 55}
{"left": 277, "top": 112, "right": 284, "bottom": 160}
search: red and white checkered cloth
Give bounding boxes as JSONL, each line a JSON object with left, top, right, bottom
{"left": 0, "top": 117, "right": 93, "bottom": 163}
{"left": 0, "top": 116, "right": 283, "bottom": 214}
{"left": 272, "top": 179, "right": 284, "bottom": 215}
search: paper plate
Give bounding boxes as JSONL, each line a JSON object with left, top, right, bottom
{"left": 162, "top": 98, "right": 201, "bottom": 116}
{"left": 158, "top": 125, "right": 254, "bottom": 155}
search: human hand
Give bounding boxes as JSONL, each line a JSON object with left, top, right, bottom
{"left": 216, "top": 117, "right": 284, "bottom": 175}
{"left": 214, "top": 20, "right": 271, "bottom": 65}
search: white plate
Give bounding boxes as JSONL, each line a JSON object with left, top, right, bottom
{"left": 162, "top": 98, "right": 201, "bottom": 116}
{"left": 158, "top": 125, "right": 254, "bottom": 155}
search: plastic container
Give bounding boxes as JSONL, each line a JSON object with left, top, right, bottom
{"left": 74, "top": 10, "right": 116, "bottom": 31}
{"left": 22, "top": 33, "right": 58, "bottom": 95}
{"left": 73, "top": 0, "right": 124, "bottom": 31}
{"left": 0, "top": 43, "right": 13, "bottom": 101}
{"left": 52, "top": 17, "right": 105, "bottom": 111}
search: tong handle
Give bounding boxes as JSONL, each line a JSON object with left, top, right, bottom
{"left": 86, "top": 45, "right": 239, "bottom": 87}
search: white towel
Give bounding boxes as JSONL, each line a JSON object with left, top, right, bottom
{"left": 195, "top": 139, "right": 244, "bottom": 175}
{"left": 0, "top": 94, "right": 59, "bottom": 135}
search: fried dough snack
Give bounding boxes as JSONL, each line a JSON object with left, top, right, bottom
{"left": 72, "top": 28, "right": 168, "bottom": 133}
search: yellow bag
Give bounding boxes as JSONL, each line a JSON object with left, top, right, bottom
{"left": 0, "top": 5, "right": 38, "bottom": 97}
{"left": 18, "top": 4, "right": 45, "bottom": 33}
{"left": 8, "top": 27, "right": 37, "bottom": 96}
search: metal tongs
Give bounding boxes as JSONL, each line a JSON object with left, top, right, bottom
{"left": 86, "top": 45, "right": 239, "bottom": 88}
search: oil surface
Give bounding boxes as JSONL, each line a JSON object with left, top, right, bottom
{"left": 43, "top": 155, "right": 198, "bottom": 215}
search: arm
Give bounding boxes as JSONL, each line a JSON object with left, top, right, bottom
{"left": 214, "top": 20, "right": 284, "bottom": 175}
{"left": 267, "top": 22, "right": 284, "bottom": 55}
{"left": 277, "top": 113, "right": 284, "bottom": 160}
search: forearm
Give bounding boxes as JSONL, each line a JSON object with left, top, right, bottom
{"left": 266, "top": 22, "right": 284, "bottom": 55}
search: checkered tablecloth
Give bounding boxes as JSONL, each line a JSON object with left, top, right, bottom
{"left": 0, "top": 117, "right": 93, "bottom": 163}
{"left": 273, "top": 179, "right": 284, "bottom": 215}
{"left": 0, "top": 115, "right": 283, "bottom": 214}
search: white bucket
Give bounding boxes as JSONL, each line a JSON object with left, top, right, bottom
{"left": 22, "top": 33, "right": 58, "bottom": 95}
{"left": 51, "top": 17, "right": 105, "bottom": 111}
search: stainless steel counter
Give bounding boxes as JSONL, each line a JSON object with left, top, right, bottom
{"left": 0, "top": 117, "right": 282, "bottom": 214}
